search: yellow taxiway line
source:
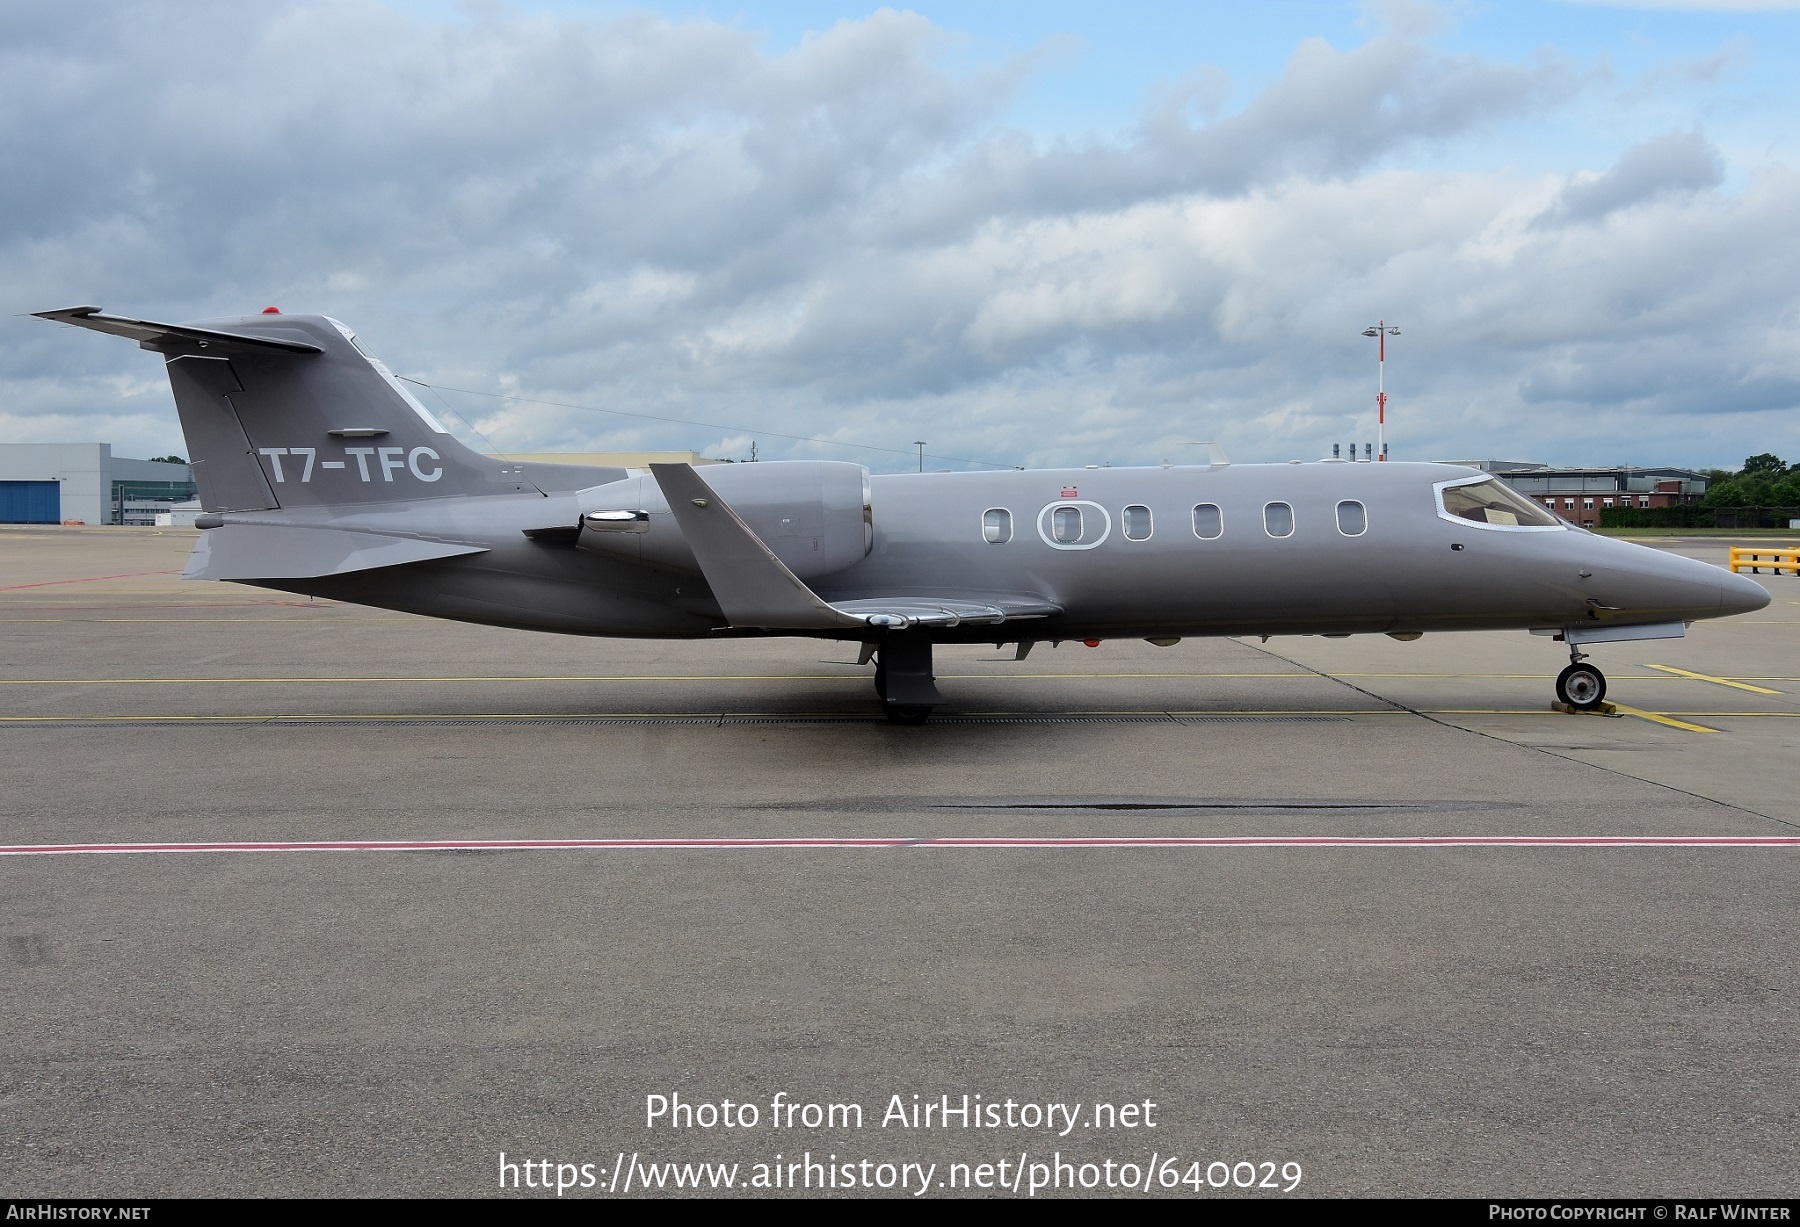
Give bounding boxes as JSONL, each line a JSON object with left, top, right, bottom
{"left": 1643, "top": 664, "right": 1782, "bottom": 694}
{"left": 1606, "top": 704, "right": 1720, "bottom": 733}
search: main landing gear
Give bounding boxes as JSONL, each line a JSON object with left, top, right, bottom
{"left": 1555, "top": 644, "right": 1607, "bottom": 711}
{"left": 872, "top": 633, "right": 943, "bottom": 725}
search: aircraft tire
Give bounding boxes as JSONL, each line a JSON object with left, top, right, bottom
{"left": 883, "top": 704, "right": 934, "bottom": 725}
{"left": 1556, "top": 662, "right": 1607, "bottom": 710}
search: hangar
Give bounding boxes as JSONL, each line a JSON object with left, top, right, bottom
{"left": 0, "top": 444, "right": 195, "bottom": 525}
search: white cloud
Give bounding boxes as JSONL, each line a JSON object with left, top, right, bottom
{"left": 2, "top": 1, "right": 1796, "bottom": 471}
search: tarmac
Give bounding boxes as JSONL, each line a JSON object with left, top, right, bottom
{"left": 1, "top": 524, "right": 1797, "bottom": 1198}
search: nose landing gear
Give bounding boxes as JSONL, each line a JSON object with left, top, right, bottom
{"left": 1555, "top": 644, "right": 1608, "bottom": 710}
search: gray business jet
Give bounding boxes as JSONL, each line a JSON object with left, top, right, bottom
{"left": 37, "top": 306, "right": 1770, "bottom": 723}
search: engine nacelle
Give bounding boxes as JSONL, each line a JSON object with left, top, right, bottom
{"left": 575, "top": 461, "right": 872, "bottom": 579}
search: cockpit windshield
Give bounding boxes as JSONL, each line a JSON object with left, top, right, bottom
{"left": 1438, "top": 478, "right": 1564, "bottom": 529}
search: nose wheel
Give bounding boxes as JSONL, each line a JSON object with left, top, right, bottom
{"left": 1555, "top": 658, "right": 1607, "bottom": 710}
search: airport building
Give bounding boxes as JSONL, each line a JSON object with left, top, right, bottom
{"left": 0, "top": 443, "right": 196, "bottom": 526}
{"left": 1443, "top": 461, "right": 1709, "bottom": 529}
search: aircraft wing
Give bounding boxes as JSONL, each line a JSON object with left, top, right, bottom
{"left": 184, "top": 524, "right": 488, "bottom": 580}
{"left": 649, "top": 463, "right": 1060, "bottom": 631}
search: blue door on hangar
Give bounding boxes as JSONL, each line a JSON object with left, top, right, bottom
{"left": 0, "top": 480, "right": 60, "bottom": 523}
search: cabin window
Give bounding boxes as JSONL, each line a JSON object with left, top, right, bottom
{"left": 1123, "top": 504, "right": 1152, "bottom": 541}
{"left": 1035, "top": 500, "right": 1112, "bottom": 549}
{"left": 1439, "top": 477, "right": 1566, "bottom": 528}
{"left": 1192, "top": 503, "right": 1223, "bottom": 540}
{"left": 1336, "top": 500, "right": 1367, "bottom": 536}
{"left": 982, "top": 508, "right": 1012, "bottom": 544}
{"left": 1263, "top": 502, "right": 1294, "bottom": 538}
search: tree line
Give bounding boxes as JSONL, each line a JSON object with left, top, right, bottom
{"left": 1698, "top": 453, "right": 1800, "bottom": 508}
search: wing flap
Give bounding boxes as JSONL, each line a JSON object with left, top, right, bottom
{"left": 184, "top": 524, "right": 488, "bottom": 580}
{"left": 832, "top": 596, "right": 1061, "bottom": 628}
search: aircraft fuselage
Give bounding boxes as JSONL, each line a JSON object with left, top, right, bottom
{"left": 256, "top": 460, "right": 1756, "bottom": 645}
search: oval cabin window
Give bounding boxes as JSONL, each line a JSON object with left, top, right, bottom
{"left": 1192, "top": 503, "right": 1223, "bottom": 540}
{"left": 1264, "top": 502, "right": 1294, "bottom": 538}
{"left": 1123, "top": 505, "right": 1152, "bottom": 541}
{"left": 1336, "top": 500, "right": 1367, "bottom": 536}
{"left": 1051, "top": 505, "right": 1083, "bottom": 545}
{"left": 983, "top": 508, "right": 1012, "bottom": 544}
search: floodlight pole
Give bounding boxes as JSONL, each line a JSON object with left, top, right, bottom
{"left": 914, "top": 441, "right": 927, "bottom": 472}
{"left": 1361, "top": 322, "right": 1400, "bottom": 461}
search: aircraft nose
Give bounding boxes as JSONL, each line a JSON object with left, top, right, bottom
{"left": 1719, "top": 569, "right": 1772, "bottom": 618}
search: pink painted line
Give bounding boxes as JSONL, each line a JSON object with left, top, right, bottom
{"left": 0, "top": 569, "right": 181, "bottom": 591}
{"left": 1, "top": 835, "right": 1798, "bottom": 857}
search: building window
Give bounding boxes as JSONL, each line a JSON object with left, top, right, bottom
{"left": 1336, "top": 500, "right": 1367, "bottom": 536}
{"left": 1583, "top": 498, "right": 1594, "bottom": 510}
{"left": 1602, "top": 497, "right": 1614, "bottom": 508}
{"left": 1192, "top": 504, "right": 1223, "bottom": 540}
{"left": 1638, "top": 496, "right": 1650, "bottom": 508}
{"left": 1122, "top": 504, "right": 1152, "bottom": 541}
{"left": 1563, "top": 498, "right": 1575, "bottom": 510}
{"left": 1264, "top": 502, "right": 1294, "bottom": 538}
{"left": 982, "top": 508, "right": 1011, "bottom": 544}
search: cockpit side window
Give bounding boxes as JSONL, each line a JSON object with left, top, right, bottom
{"left": 1437, "top": 478, "right": 1564, "bottom": 529}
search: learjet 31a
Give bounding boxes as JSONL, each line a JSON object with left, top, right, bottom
{"left": 37, "top": 306, "right": 1770, "bottom": 723}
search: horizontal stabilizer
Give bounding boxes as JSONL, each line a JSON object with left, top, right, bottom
{"left": 33, "top": 306, "right": 323, "bottom": 355}
{"left": 184, "top": 524, "right": 487, "bottom": 580}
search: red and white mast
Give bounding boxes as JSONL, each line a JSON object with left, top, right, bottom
{"left": 1361, "top": 321, "right": 1399, "bottom": 461}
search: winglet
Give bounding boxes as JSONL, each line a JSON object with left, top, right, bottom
{"left": 649, "top": 463, "right": 864, "bottom": 630}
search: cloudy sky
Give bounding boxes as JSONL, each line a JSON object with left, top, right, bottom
{"left": 4, "top": 0, "right": 1799, "bottom": 472}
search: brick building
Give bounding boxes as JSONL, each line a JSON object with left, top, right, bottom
{"left": 1441, "top": 461, "right": 1709, "bottom": 528}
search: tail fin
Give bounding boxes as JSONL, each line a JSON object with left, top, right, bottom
{"left": 34, "top": 306, "right": 542, "bottom": 511}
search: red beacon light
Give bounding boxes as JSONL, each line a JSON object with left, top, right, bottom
{"left": 261, "top": 306, "right": 281, "bottom": 314}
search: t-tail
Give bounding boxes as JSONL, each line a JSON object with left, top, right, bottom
{"left": 32, "top": 306, "right": 549, "bottom": 511}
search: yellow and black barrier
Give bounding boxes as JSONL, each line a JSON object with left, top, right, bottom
{"left": 1729, "top": 546, "right": 1800, "bottom": 576}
